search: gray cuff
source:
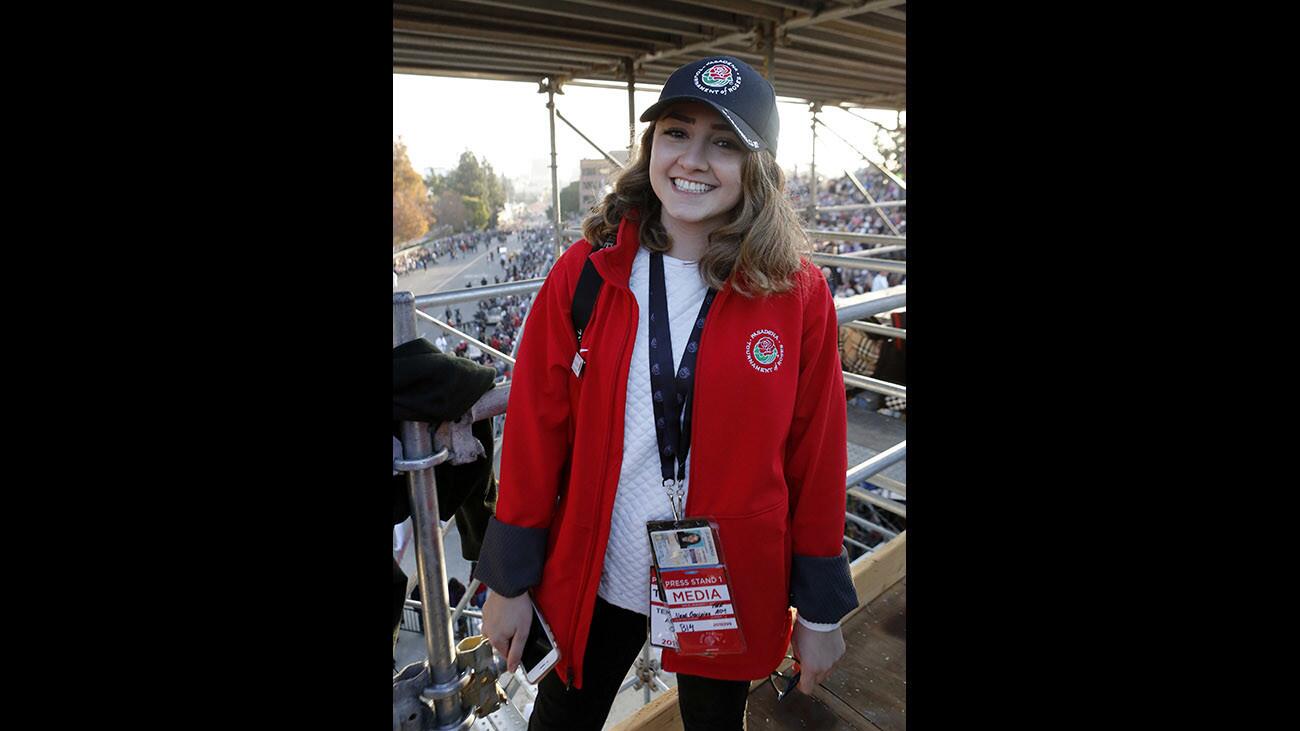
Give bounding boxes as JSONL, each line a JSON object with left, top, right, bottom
{"left": 789, "top": 548, "right": 859, "bottom": 623}
{"left": 475, "top": 516, "right": 548, "bottom": 598}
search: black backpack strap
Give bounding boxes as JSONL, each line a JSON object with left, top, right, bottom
{"left": 571, "top": 232, "right": 615, "bottom": 346}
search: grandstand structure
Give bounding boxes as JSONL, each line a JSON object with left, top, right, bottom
{"left": 393, "top": 3, "right": 905, "bottom": 730}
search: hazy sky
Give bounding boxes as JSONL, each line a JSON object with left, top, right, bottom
{"left": 394, "top": 74, "right": 903, "bottom": 191}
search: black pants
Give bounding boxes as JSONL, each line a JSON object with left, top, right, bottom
{"left": 528, "top": 597, "right": 750, "bottom": 731}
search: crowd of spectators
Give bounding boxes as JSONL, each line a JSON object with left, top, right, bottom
{"left": 786, "top": 165, "right": 907, "bottom": 299}
{"left": 424, "top": 227, "right": 558, "bottom": 380}
{"left": 393, "top": 228, "right": 504, "bottom": 275}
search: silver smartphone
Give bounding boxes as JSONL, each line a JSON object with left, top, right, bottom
{"left": 520, "top": 598, "right": 560, "bottom": 684}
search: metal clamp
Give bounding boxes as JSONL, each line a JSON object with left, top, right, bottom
{"left": 420, "top": 667, "right": 474, "bottom": 704}
{"left": 433, "top": 415, "right": 487, "bottom": 466}
{"left": 631, "top": 655, "right": 662, "bottom": 691}
{"left": 393, "top": 448, "right": 451, "bottom": 472}
{"left": 456, "top": 635, "right": 508, "bottom": 717}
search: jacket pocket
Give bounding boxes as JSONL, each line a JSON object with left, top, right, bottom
{"left": 710, "top": 501, "right": 791, "bottom": 649}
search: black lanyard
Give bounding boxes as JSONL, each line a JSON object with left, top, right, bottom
{"left": 648, "top": 251, "right": 716, "bottom": 520}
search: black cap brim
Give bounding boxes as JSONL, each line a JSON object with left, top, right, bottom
{"left": 640, "top": 95, "right": 771, "bottom": 153}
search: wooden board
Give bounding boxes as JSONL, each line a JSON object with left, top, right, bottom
{"left": 608, "top": 688, "right": 682, "bottom": 731}
{"left": 745, "top": 678, "right": 870, "bottom": 731}
{"left": 816, "top": 579, "right": 906, "bottom": 731}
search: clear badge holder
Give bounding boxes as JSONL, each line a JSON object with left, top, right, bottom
{"left": 646, "top": 518, "right": 746, "bottom": 656}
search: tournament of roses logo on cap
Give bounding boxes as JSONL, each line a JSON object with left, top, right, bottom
{"left": 745, "top": 329, "right": 784, "bottom": 373}
{"left": 693, "top": 59, "right": 741, "bottom": 95}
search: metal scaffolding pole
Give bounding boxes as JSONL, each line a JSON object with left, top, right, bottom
{"left": 838, "top": 105, "right": 899, "bottom": 132}
{"left": 555, "top": 107, "right": 626, "bottom": 169}
{"left": 843, "top": 320, "right": 907, "bottom": 339}
{"left": 811, "top": 252, "right": 906, "bottom": 273}
{"left": 392, "top": 291, "right": 467, "bottom": 730}
{"left": 843, "top": 168, "right": 902, "bottom": 236}
{"left": 544, "top": 78, "right": 562, "bottom": 258}
{"left": 845, "top": 511, "right": 899, "bottom": 540}
{"left": 414, "top": 311, "right": 517, "bottom": 365}
{"left": 848, "top": 486, "right": 907, "bottom": 518}
{"left": 846, "top": 441, "right": 907, "bottom": 487}
{"left": 842, "top": 371, "right": 906, "bottom": 398}
{"left": 625, "top": 58, "right": 636, "bottom": 156}
{"left": 835, "top": 285, "right": 906, "bottom": 324}
{"left": 808, "top": 102, "right": 820, "bottom": 220}
{"left": 806, "top": 230, "right": 905, "bottom": 245}
{"left": 816, "top": 117, "right": 906, "bottom": 191}
{"left": 842, "top": 244, "right": 906, "bottom": 256}
{"left": 816, "top": 200, "right": 907, "bottom": 212}
{"left": 414, "top": 278, "right": 545, "bottom": 309}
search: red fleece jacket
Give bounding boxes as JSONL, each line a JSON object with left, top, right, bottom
{"left": 492, "top": 216, "right": 849, "bottom": 687}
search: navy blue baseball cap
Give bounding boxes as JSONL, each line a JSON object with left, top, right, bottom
{"left": 640, "top": 56, "right": 780, "bottom": 154}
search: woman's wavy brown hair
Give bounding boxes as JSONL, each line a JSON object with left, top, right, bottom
{"left": 580, "top": 122, "right": 810, "bottom": 297}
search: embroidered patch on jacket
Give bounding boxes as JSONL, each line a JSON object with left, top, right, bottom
{"left": 745, "top": 329, "right": 784, "bottom": 373}
{"left": 694, "top": 59, "right": 742, "bottom": 95}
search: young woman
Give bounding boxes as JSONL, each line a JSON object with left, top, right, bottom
{"left": 477, "top": 56, "right": 858, "bottom": 731}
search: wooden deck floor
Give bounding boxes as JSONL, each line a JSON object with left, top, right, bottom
{"left": 746, "top": 578, "right": 906, "bottom": 731}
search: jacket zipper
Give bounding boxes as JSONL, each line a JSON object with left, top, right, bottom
{"left": 567, "top": 285, "right": 637, "bottom": 688}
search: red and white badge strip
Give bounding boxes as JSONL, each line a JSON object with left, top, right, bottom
{"left": 651, "top": 564, "right": 746, "bottom": 655}
{"left": 649, "top": 567, "right": 678, "bottom": 650}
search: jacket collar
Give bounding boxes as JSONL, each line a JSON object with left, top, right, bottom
{"left": 588, "top": 213, "right": 641, "bottom": 290}
{"left": 587, "top": 210, "right": 736, "bottom": 296}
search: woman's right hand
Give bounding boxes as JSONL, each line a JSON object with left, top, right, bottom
{"left": 482, "top": 590, "right": 535, "bottom": 673}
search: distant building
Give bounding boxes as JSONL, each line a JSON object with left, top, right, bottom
{"left": 579, "top": 150, "right": 630, "bottom": 215}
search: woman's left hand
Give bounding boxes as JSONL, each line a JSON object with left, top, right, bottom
{"left": 790, "top": 620, "right": 846, "bottom": 695}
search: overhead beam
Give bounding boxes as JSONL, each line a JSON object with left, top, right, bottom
{"left": 795, "top": 25, "right": 909, "bottom": 61}
{"left": 393, "top": 33, "right": 623, "bottom": 65}
{"left": 559, "top": 0, "right": 757, "bottom": 31}
{"left": 394, "top": 9, "right": 684, "bottom": 51}
{"left": 821, "top": 18, "right": 907, "bottom": 47}
{"left": 394, "top": 45, "right": 592, "bottom": 71}
{"left": 393, "top": 18, "right": 642, "bottom": 56}
{"left": 850, "top": 9, "right": 907, "bottom": 35}
{"left": 394, "top": 52, "right": 578, "bottom": 77}
{"left": 710, "top": 41, "right": 905, "bottom": 82}
{"left": 780, "top": 0, "right": 907, "bottom": 32}
{"left": 446, "top": 0, "right": 720, "bottom": 40}
{"left": 670, "top": 0, "right": 789, "bottom": 23}
{"left": 835, "top": 15, "right": 907, "bottom": 42}
{"left": 393, "top": 66, "right": 543, "bottom": 84}
{"left": 623, "top": 0, "right": 904, "bottom": 74}
{"left": 786, "top": 28, "right": 906, "bottom": 62}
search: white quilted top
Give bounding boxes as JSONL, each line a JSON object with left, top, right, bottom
{"left": 597, "top": 245, "right": 707, "bottom": 616}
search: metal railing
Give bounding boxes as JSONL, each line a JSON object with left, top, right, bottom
{"left": 844, "top": 320, "right": 906, "bottom": 339}
{"left": 393, "top": 291, "right": 472, "bottom": 731}
{"left": 806, "top": 230, "right": 905, "bottom": 245}
{"left": 843, "top": 372, "right": 906, "bottom": 399}
{"left": 835, "top": 285, "right": 906, "bottom": 324}
{"left": 416, "top": 311, "right": 517, "bottom": 366}
{"left": 414, "top": 278, "right": 545, "bottom": 309}
{"left": 816, "top": 200, "right": 906, "bottom": 212}
{"left": 811, "top": 252, "right": 906, "bottom": 273}
{"left": 845, "top": 443, "right": 908, "bottom": 520}
{"left": 411, "top": 270, "right": 907, "bottom": 323}
{"left": 841, "top": 244, "right": 907, "bottom": 257}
